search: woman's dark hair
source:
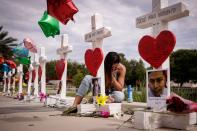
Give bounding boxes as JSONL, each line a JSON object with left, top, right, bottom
{"left": 104, "top": 52, "right": 120, "bottom": 80}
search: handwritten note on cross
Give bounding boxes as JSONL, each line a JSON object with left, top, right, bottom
{"left": 57, "top": 34, "right": 73, "bottom": 99}
{"left": 85, "top": 13, "right": 112, "bottom": 96}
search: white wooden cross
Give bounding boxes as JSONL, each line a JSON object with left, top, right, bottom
{"left": 39, "top": 47, "right": 47, "bottom": 94}
{"left": 33, "top": 53, "right": 39, "bottom": 96}
{"left": 85, "top": 13, "right": 112, "bottom": 96}
{"left": 11, "top": 69, "right": 16, "bottom": 94}
{"left": 136, "top": 0, "right": 189, "bottom": 110}
{"left": 17, "top": 64, "right": 23, "bottom": 94}
{"left": 7, "top": 71, "right": 12, "bottom": 95}
{"left": 136, "top": 0, "right": 189, "bottom": 68}
{"left": 27, "top": 63, "right": 33, "bottom": 96}
{"left": 57, "top": 34, "right": 73, "bottom": 99}
{"left": 3, "top": 71, "right": 7, "bottom": 93}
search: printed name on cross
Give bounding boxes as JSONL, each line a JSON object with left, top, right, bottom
{"left": 85, "top": 27, "right": 111, "bottom": 42}
{"left": 57, "top": 45, "right": 72, "bottom": 55}
{"left": 136, "top": 2, "right": 189, "bottom": 28}
{"left": 57, "top": 35, "right": 72, "bottom": 56}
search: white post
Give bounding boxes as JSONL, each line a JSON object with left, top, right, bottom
{"left": 33, "top": 53, "right": 39, "bottom": 96}
{"left": 57, "top": 34, "right": 73, "bottom": 99}
{"left": 136, "top": 0, "right": 189, "bottom": 109}
{"left": 27, "top": 64, "right": 33, "bottom": 96}
{"left": 7, "top": 71, "right": 12, "bottom": 95}
{"left": 3, "top": 71, "right": 7, "bottom": 93}
{"left": 39, "top": 47, "right": 47, "bottom": 94}
{"left": 17, "top": 64, "right": 23, "bottom": 94}
{"left": 84, "top": 13, "right": 112, "bottom": 96}
{"left": 12, "top": 69, "right": 16, "bottom": 94}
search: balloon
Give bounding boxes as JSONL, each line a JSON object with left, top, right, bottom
{"left": 138, "top": 30, "right": 176, "bottom": 68}
{"left": 12, "top": 47, "right": 29, "bottom": 57}
{"left": 38, "top": 11, "right": 60, "bottom": 38}
{"left": 16, "top": 57, "right": 31, "bottom": 65}
{"left": 0, "top": 57, "right": 4, "bottom": 64}
{"left": 85, "top": 48, "right": 104, "bottom": 77}
{"left": 2, "top": 63, "right": 11, "bottom": 73}
{"left": 5, "top": 60, "right": 16, "bottom": 69}
{"left": 23, "top": 38, "right": 37, "bottom": 53}
{"left": 47, "top": 0, "right": 78, "bottom": 25}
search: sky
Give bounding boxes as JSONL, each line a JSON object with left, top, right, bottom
{"left": 0, "top": 0, "right": 197, "bottom": 66}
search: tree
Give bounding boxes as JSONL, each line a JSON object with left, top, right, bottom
{"left": 67, "top": 60, "right": 88, "bottom": 80}
{"left": 67, "top": 60, "right": 88, "bottom": 88}
{"left": 170, "top": 49, "right": 197, "bottom": 86}
{"left": 46, "top": 60, "right": 58, "bottom": 80}
{"left": 0, "top": 26, "right": 17, "bottom": 59}
{"left": 135, "top": 59, "right": 146, "bottom": 86}
{"left": 119, "top": 53, "right": 146, "bottom": 87}
{"left": 119, "top": 53, "right": 132, "bottom": 85}
{"left": 73, "top": 70, "right": 84, "bottom": 88}
{"left": 46, "top": 59, "right": 88, "bottom": 87}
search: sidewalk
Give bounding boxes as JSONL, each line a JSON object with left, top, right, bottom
{"left": 0, "top": 95, "right": 196, "bottom": 131}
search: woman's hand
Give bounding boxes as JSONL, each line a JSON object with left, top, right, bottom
{"left": 111, "top": 63, "right": 124, "bottom": 78}
{"left": 111, "top": 64, "right": 121, "bottom": 82}
{"left": 111, "top": 63, "right": 126, "bottom": 91}
{"left": 112, "top": 63, "right": 124, "bottom": 73}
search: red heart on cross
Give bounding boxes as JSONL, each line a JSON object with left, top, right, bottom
{"left": 85, "top": 48, "right": 104, "bottom": 77}
{"left": 138, "top": 30, "right": 176, "bottom": 68}
{"left": 32, "top": 66, "right": 42, "bottom": 82}
{"left": 55, "top": 59, "right": 66, "bottom": 80}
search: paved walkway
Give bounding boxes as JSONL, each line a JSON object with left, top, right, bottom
{"left": 0, "top": 95, "right": 196, "bottom": 131}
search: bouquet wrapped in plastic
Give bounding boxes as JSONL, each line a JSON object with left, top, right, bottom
{"left": 166, "top": 93, "right": 197, "bottom": 113}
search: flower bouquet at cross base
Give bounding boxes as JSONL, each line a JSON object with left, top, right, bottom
{"left": 96, "top": 95, "right": 108, "bottom": 106}
{"left": 16, "top": 92, "right": 26, "bottom": 100}
{"left": 95, "top": 95, "right": 110, "bottom": 118}
{"left": 39, "top": 92, "right": 48, "bottom": 102}
{"left": 166, "top": 93, "right": 197, "bottom": 113}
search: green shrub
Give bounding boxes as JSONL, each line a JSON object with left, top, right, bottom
{"left": 124, "top": 86, "right": 147, "bottom": 102}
